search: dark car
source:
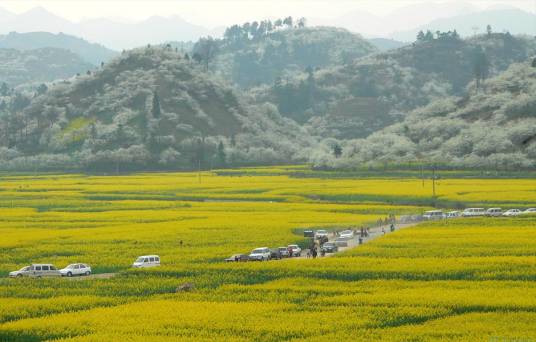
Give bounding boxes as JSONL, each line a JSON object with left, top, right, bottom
{"left": 278, "top": 247, "right": 290, "bottom": 258}
{"left": 303, "top": 229, "right": 314, "bottom": 238}
{"left": 321, "top": 242, "right": 338, "bottom": 253}
{"left": 225, "top": 254, "right": 249, "bottom": 262}
{"left": 270, "top": 249, "right": 282, "bottom": 260}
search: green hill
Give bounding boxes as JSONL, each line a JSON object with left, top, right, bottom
{"left": 311, "top": 60, "right": 536, "bottom": 169}
{"left": 203, "top": 24, "right": 377, "bottom": 88}
{"left": 0, "top": 47, "right": 94, "bottom": 87}
{"left": 0, "top": 47, "right": 311, "bottom": 171}
{"left": 259, "top": 32, "right": 536, "bottom": 138}
{"left": 0, "top": 32, "right": 118, "bottom": 65}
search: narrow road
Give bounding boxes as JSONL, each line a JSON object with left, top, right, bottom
{"left": 63, "top": 273, "right": 116, "bottom": 280}
{"left": 295, "top": 221, "right": 420, "bottom": 259}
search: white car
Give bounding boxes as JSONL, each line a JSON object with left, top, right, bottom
{"left": 338, "top": 230, "right": 354, "bottom": 239}
{"left": 503, "top": 209, "right": 522, "bottom": 217}
{"left": 9, "top": 266, "right": 31, "bottom": 278}
{"left": 60, "top": 263, "right": 92, "bottom": 277}
{"left": 486, "top": 208, "right": 503, "bottom": 217}
{"left": 462, "top": 208, "right": 486, "bottom": 217}
{"left": 522, "top": 208, "right": 536, "bottom": 215}
{"left": 132, "top": 255, "right": 161, "bottom": 268}
{"left": 287, "top": 244, "right": 302, "bottom": 257}
{"left": 446, "top": 211, "right": 461, "bottom": 218}
{"left": 423, "top": 210, "right": 444, "bottom": 220}
{"left": 248, "top": 248, "right": 271, "bottom": 261}
{"left": 315, "top": 230, "right": 329, "bottom": 239}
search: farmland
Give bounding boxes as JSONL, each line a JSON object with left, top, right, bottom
{"left": 0, "top": 167, "right": 535, "bottom": 341}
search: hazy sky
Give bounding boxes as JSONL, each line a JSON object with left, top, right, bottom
{"left": 0, "top": 0, "right": 535, "bottom": 27}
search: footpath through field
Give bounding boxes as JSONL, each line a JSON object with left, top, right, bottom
{"left": 295, "top": 220, "right": 420, "bottom": 259}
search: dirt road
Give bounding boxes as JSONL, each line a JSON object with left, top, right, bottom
{"left": 295, "top": 221, "right": 420, "bottom": 259}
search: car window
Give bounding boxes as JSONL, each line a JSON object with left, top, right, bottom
{"left": 42, "top": 266, "right": 49, "bottom": 271}
{"left": 50, "top": 266, "right": 56, "bottom": 270}
{"left": 35, "top": 266, "right": 41, "bottom": 271}
{"left": 149, "top": 257, "right": 155, "bottom": 262}
{"left": 144, "top": 258, "right": 149, "bottom": 262}
{"left": 155, "top": 257, "right": 160, "bottom": 262}
{"left": 75, "top": 265, "right": 80, "bottom": 269}
{"left": 80, "top": 265, "right": 86, "bottom": 269}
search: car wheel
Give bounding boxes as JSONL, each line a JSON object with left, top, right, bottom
{"left": 67, "top": 272, "right": 72, "bottom": 277}
{"left": 85, "top": 271, "right": 90, "bottom": 276}
{"left": 17, "top": 274, "right": 22, "bottom": 278}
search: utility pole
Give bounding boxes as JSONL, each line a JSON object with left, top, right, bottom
{"left": 432, "top": 165, "right": 436, "bottom": 198}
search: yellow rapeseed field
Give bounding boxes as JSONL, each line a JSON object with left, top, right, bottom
{"left": 0, "top": 166, "right": 535, "bottom": 341}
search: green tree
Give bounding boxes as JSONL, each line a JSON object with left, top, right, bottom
{"left": 152, "top": 91, "right": 161, "bottom": 118}
{"left": 333, "top": 144, "right": 342, "bottom": 158}
{"left": 217, "top": 141, "right": 226, "bottom": 167}
{"left": 473, "top": 47, "right": 489, "bottom": 91}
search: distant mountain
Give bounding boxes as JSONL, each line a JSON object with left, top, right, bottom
{"left": 314, "top": 60, "right": 536, "bottom": 169}
{"left": 0, "top": 47, "right": 311, "bottom": 171}
{"left": 0, "top": 47, "right": 94, "bottom": 87}
{"left": 0, "top": 7, "right": 219, "bottom": 50}
{"left": 0, "top": 32, "right": 118, "bottom": 65}
{"left": 209, "top": 26, "right": 377, "bottom": 88}
{"left": 312, "top": 2, "right": 477, "bottom": 38}
{"left": 368, "top": 38, "right": 407, "bottom": 52}
{"left": 392, "top": 9, "right": 536, "bottom": 42}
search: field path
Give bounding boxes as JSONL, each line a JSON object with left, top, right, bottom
{"left": 295, "top": 221, "right": 421, "bottom": 259}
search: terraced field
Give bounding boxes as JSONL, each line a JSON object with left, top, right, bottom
{"left": 0, "top": 167, "right": 535, "bottom": 341}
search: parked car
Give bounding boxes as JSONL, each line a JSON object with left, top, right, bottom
{"left": 339, "top": 230, "right": 354, "bottom": 239}
{"left": 9, "top": 266, "right": 31, "bottom": 278}
{"left": 28, "top": 264, "right": 61, "bottom": 278}
{"left": 522, "top": 208, "right": 536, "bottom": 215}
{"left": 270, "top": 249, "right": 282, "bottom": 260}
{"left": 423, "top": 210, "right": 445, "bottom": 220}
{"left": 303, "top": 229, "right": 314, "bottom": 238}
{"left": 446, "top": 211, "right": 461, "bottom": 218}
{"left": 225, "top": 254, "right": 249, "bottom": 262}
{"left": 249, "top": 247, "right": 271, "bottom": 261}
{"left": 462, "top": 208, "right": 486, "bottom": 217}
{"left": 315, "top": 229, "right": 329, "bottom": 239}
{"left": 321, "top": 242, "right": 338, "bottom": 253}
{"left": 486, "top": 208, "right": 503, "bottom": 217}
{"left": 288, "top": 245, "right": 302, "bottom": 257}
{"left": 132, "top": 255, "right": 160, "bottom": 268}
{"left": 503, "top": 209, "right": 522, "bottom": 217}
{"left": 334, "top": 238, "right": 349, "bottom": 247}
{"left": 60, "top": 263, "right": 91, "bottom": 277}
{"left": 278, "top": 247, "right": 290, "bottom": 258}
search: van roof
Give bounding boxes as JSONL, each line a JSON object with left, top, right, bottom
{"left": 138, "top": 255, "right": 159, "bottom": 258}
{"left": 465, "top": 208, "right": 484, "bottom": 210}
{"left": 31, "top": 263, "right": 54, "bottom": 266}
{"left": 425, "top": 210, "right": 443, "bottom": 213}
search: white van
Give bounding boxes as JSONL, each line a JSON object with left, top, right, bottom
{"left": 28, "top": 264, "right": 61, "bottom": 278}
{"left": 486, "top": 208, "right": 503, "bottom": 217}
{"left": 132, "top": 255, "right": 160, "bottom": 268}
{"left": 462, "top": 208, "right": 486, "bottom": 217}
{"left": 423, "top": 210, "right": 444, "bottom": 220}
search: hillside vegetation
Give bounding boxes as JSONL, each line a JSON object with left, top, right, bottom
{"left": 259, "top": 32, "right": 536, "bottom": 138}
{"left": 312, "top": 60, "right": 536, "bottom": 169}
{"left": 202, "top": 23, "right": 377, "bottom": 88}
{"left": 0, "top": 47, "right": 310, "bottom": 171}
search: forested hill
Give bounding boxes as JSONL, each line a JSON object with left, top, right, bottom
{"left": 312, "top": 60, "right": 536, "bottom": 169}
{"left": 0, "top": 47, "right": 311, "bottom": 171}
{"left": 257, "top": 32, "right": 536, "bottom": 138}
{"left": 0, "top": 32, "right": 118, "bottom": 65}
{"left": 0, "top": 47, "right": 94, "bottom": 87}
{"left": 196, "top": 22, "right": 377, "bottom": 88}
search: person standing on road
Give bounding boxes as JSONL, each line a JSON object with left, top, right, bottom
{"left": 288, "top": 246, "right": 293, "bottom": 257}
{"left": 382, "top": 227, "right": 385, "bottom": 235}
{"left": 312, "top": 247, "right": 317, "bottom": 259}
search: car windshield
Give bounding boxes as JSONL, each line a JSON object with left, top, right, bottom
{"left": 325, "top": 243, "right": 334, "bottom": 247}
{"left": 317, "top": 230, "right": 327, "bottom": 234}
{"left": 65, "top": 264, "right": 75, "bottom": 269}
{"left": 20, "top": 266, "right": 29, "bottom": 271}
{"left": 136, "top": 257, "right": 145, "bottom": 262}
{"left": 252, "top": 249, "right": 264, "bottom": 254}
